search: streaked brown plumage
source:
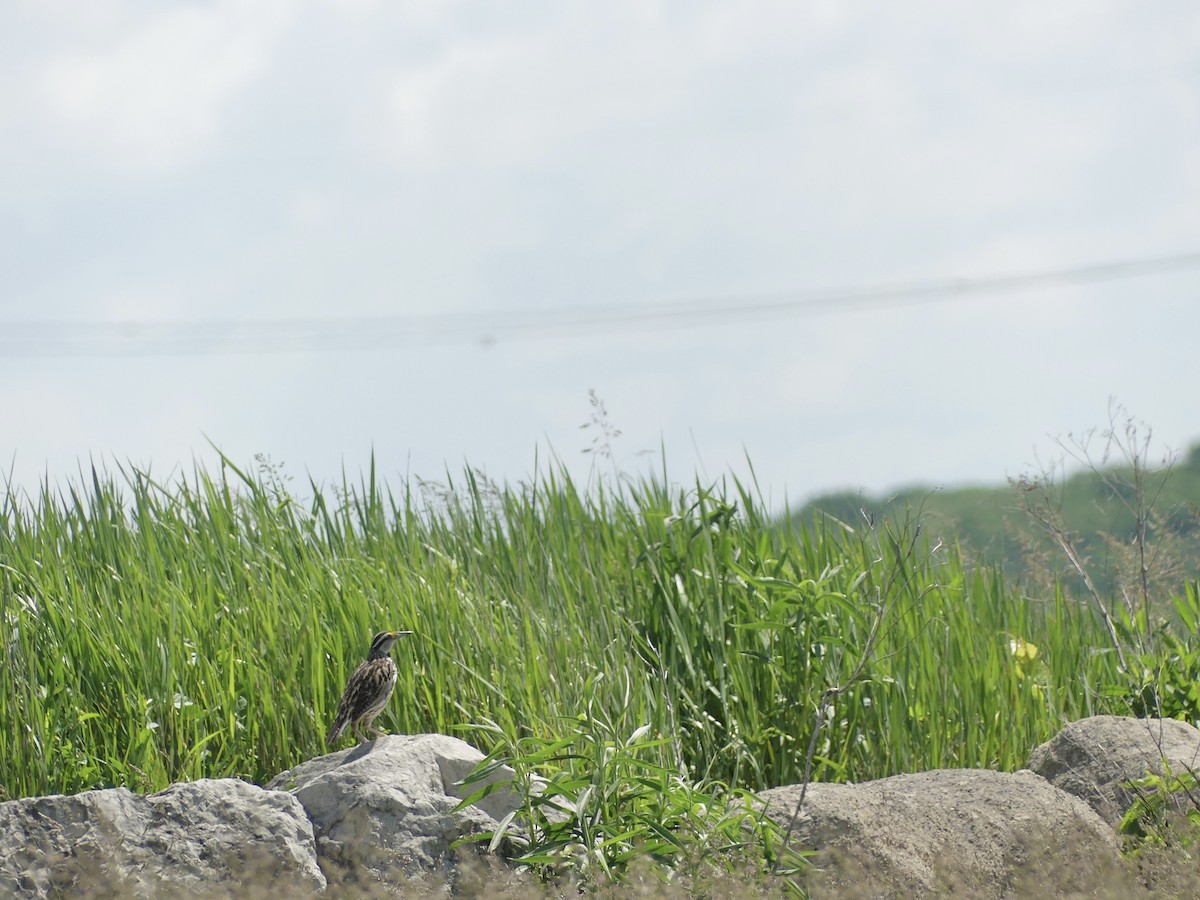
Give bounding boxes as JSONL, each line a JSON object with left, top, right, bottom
{"left": 326, "top": 630, "right": 412, "bottom": 746}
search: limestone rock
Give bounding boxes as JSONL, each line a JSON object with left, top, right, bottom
{"left": 0, "top": 777, "right": 325, "bottom": 898}
{"left": 1027, "top": 714, "right": 1200, "bottom": 827}
{"left": 268, "top": 733, "right": 522, "bottom": 889}
{"left": 760, "top": 768, "right": 1119, "bottom": 897}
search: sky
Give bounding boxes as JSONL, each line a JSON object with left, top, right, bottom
{"left": 3, "top": 1, "right": 1200, "bottom": 509}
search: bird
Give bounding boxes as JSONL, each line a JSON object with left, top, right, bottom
{"left": 326, "top": 630, "right": 413, "bottom": 746}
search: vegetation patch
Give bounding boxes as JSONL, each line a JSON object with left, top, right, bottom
{"left": 3, "top": 411, "right": 1200, "bottom": 893}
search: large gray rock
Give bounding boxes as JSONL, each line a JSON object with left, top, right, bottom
{"left": 760, "top": 768, "right": 1119, "bottom": 897}
{"left": 268, "top": 733, "right": 522, "bottom": 890}
{"left": 1027, "top": 714, "right": 1200, "bottom": 827}
{"left": 0, "top": 777, "right": 324, "bottom": 898}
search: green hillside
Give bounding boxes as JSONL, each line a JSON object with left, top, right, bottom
{"left": 791, "top": 442, "right": 1200, "bottom": 603}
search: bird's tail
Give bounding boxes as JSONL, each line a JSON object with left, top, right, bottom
{"left": 326, "top": 718, "right": 347, "bottom": 747}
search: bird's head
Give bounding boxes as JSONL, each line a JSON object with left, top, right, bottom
{"left": 367, "top": 629, "right": 413, "bottom": 660}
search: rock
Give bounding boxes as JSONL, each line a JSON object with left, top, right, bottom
{"left": 0, "top": 777, "right": 325, "bottom": 898}
{"left": 268, "top": 733, "right": 523, "bottom": 890}
{"left": 1027, "top": 714, "right": 1200, "bottom": 828}
{"left": 760, "top": 768, "right": 1119, "bottom": 898}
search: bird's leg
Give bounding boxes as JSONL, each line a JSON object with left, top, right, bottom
{"left": 367, "top": 725, "right": 387, "bottom": 738}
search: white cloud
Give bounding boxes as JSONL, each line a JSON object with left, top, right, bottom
{"left": 2, "top": 1, "right": 1200, "bottom": 502}
{"left": 362, "top": 6, "right": 756, "bottom": 172}
{"left": 101, "top": 287, "right": 188, "bottom": 321}
{"left": 40, "top": 1, "right": 291, "bottom": 172}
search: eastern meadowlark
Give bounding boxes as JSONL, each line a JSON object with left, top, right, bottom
{"left": 326, "top": 630, "right": 412, "bottom": 746}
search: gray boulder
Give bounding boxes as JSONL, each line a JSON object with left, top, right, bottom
{"left": 760, "top": 768, "right": 1119, "bottom": 897}
{"left": 0, "top": 777, "right": 324, "bottom": 898}
{"left": 1027, "top": 714, "right": 1200, "bottom": 827}
{"left": 268, "top": 733, "right": 522, "bottom": 890}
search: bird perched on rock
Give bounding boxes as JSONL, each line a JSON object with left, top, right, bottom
{"left": 326, "top": 630, "right": 412, "bottom": 746}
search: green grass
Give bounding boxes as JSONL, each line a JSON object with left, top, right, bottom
{"left": 0, "top": 453, "right": 1141, "bottom": 803}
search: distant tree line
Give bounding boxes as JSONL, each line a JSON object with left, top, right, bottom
{"left": 790, "top": 441, "right": 1200, "bottom": 604}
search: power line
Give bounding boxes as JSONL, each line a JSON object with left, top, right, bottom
{"left": 3, "top": 249, "right": 1199, "bottom": 358}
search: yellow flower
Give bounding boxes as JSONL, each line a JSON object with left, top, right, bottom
{"left": 1009, "top": 636, "right": 1040, "bottom": 680}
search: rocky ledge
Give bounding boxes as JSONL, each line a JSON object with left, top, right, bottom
{"left": 2, "top": 717, "right": 1198, "bottom": 897}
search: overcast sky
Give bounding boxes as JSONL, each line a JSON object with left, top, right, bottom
{"left": 3, "top": 2, "right": 1199, "bottom": 508}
